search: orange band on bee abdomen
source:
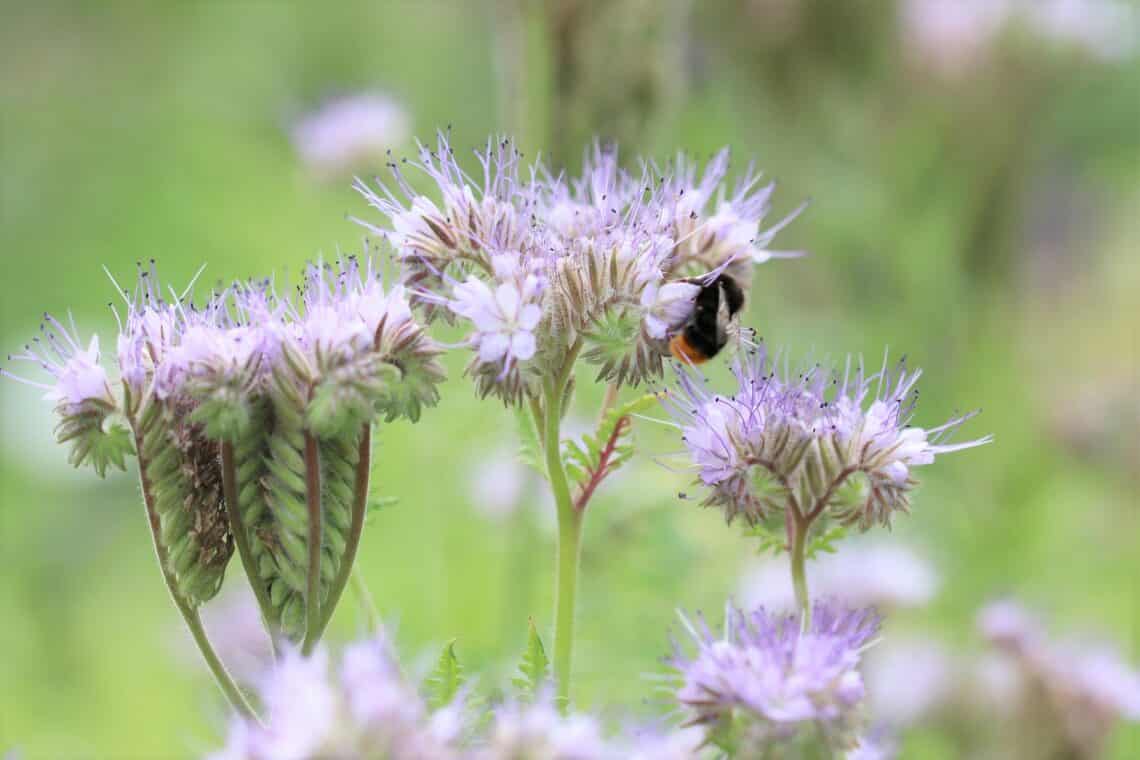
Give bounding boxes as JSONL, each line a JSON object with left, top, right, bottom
{"left": 669, "top": 334, "right": 710, "bottom": 365}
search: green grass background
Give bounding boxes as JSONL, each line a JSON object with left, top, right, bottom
{"left": 1, "top": 1, "right": 1138, "bottom": 757}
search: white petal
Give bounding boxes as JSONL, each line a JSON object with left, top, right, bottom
{"left": 494, "top": 283, "right": 520, "bottom": 319}
{"left": 510, "top": 330, "right": 536, "bottom": 361}
{"left": 478, "top": 332, "right": 510, "bottom": 363}
{"left": 517, "top": 303, "right": 542, "bottom": 331}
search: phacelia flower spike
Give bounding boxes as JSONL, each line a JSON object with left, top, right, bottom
{"left": 663, "top": 345, "right": 991, "bottom": 528}
{"left": 669, "top": 601, "right": 881, "bottom": 755}
{"left": 3, "top": 256, "right": 446, "bottom": 637}
{"left": 354, "top": 132, "right": 804, "bottom": 401}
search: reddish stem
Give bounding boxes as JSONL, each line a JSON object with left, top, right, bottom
{"left": 572, "top": 415, "right": 630, "bottom": 513}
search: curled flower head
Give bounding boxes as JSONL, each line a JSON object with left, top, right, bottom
{"left": 663, "top": 346, "right": 991, "bottom": 528}
{"left": 354, "top": 132, "right": 802, "bottom": 401}
{"left": 669, "top": 601, "right": 880, "bottom": 753}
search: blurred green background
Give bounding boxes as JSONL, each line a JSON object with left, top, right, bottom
{"left": 1, "top": 1, "right": 1138, "bottom": 757}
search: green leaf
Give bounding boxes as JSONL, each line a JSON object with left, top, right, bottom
{"left": 511, "top": 618, "right": 550, "bottom": 700}
{"left": 425, "top": 639, "right": 464, "bottom": 709}
{"left": 55, "top": 402, "right": 135, "bottom": 478}
{"left": 561, "top": 393, "right": 659, "bottom": 509}
{"left": 807, "top": 523, "right": 847, "bottom": 559}
{"left": 743, "top": 521, "right": 787, "bottom": 556}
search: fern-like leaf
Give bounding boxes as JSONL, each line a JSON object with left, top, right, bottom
{"left": 426, "top": 640, "right": 465, "bottom": 709}
{"left": 563, "top": 393, "right": 658, "bottom": 512}
{"left": 512, "top": 618, "right": 550, "bottom": 700}
{"left": 807, "top": 523, "right": 847, "bottom": 559}
{"left": 54, "top": 400, "right": 134, "bottom": 477}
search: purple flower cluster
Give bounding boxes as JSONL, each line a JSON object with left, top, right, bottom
{"left": 4, "top": 258, "right": 444, "bottom": 450}
{"left": 663, "top": 346, "right": 991, "bottom": 527}
{"left": 669, "top": 600, "right": 880, "bottom": 753}
{"left": 209, "top": 632, "right": 701, "bottom": 760}
{"left": 354, "top": 134, "right": 803, "bottom": 399}
{"left": 211, "top": 634, "right": 462, "bottom": 760}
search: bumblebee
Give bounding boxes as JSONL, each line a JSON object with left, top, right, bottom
{"left": 668, "top": 274, "right": 746, "bottom": 365}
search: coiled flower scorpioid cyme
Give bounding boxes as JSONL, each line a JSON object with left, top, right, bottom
{"left": 668, "top": 600, "right": 881, "bottom": 756}
{"left": 663, "top": 345, "right": 992, "bottom": 529}
{"left": 353, "top": 132, "right": 804, "bottom": 402}
{"left": 2, "top": 256, "right": 446, "bottom": 718}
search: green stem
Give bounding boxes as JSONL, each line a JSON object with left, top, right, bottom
{"left": 301, "top": 432, "right": 323, "bottom": 654}
{"left": 543, "top": 374, "right": 580, "bottom": 709}
{"left": 789, "top": 514, "right": 811, "bottom": 628}
{"left": 134, "top": 435, "right": 259, "bottom": 721}
{"left": 351, "top": 565, "right": 382, "bottom": 632}
{"left": 182, "top": 605, "right": 259, "bottom": 719}
{"left": 309, "top": 424, "right": 372, "bottom": 644}
{"left": 220, "top": 441, "right": 281, "bottom": 653}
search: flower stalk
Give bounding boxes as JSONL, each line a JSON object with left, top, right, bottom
{"left": 134, "top": 421, "right": 258, "bottom": 721}
{"left": 788, "top": 511, "right": 812, "bottom": 628}
{"left": 542, "top": 372, "right": 581, "bottom": 708}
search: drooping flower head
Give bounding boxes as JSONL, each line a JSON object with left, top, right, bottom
{"left": 669, "top": 600, "right": 881, "bottom": 754}
{"left": 354, "top": 132, "right": 804, "bottom": 402}
{"left": 3, "top": 257, "right": 446, "bottom": 623}
{"left": 663, "top": 345, "right": 991, "bottom": 528}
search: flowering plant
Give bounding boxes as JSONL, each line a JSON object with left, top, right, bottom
{"left": 16, "top": 132, "right": 1103, "bottom": 760}
{"left": 353, "top": 132, "right": 806, "bottom": 705}
{"left": 4, "top": 258, "right": 444, "bottom": 718}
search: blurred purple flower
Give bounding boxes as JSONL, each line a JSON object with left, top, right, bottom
{"left": 477, "top": 695, "right": 609, "bottom": 760}
{"left": 178, "top": 586, "right": 273, "bottom": 686}
{"left": 977, "top": 600, "right": 1140, "bottom": 756}
{"left": 846, "top": 728, "right": 898, "bottom": 760}
{"left": 469, "top": 446, "right": 528, "bottom": 520}
{"left": 902, "top": 0, "right": 1136, "bottom": 77}
{"left": 209, "top": 632, "right": 463, "bottom": 760}
{"left": 669, "top": 601, "right": 880, "bottom": 752}
{"left": 291, "top": 92, "right": 411, "bottom": 177}
{"left": 864, "top": 637, "right": 955, "bottom": 727}
{"left": 739, "top": 541, "right": 939, "bottom": 613}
